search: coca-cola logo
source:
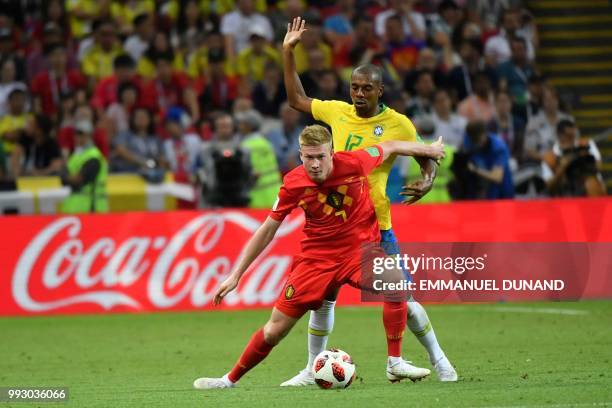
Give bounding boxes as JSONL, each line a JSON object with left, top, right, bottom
{"left": 12, "top": 212, "right": 304, "bottom": 312}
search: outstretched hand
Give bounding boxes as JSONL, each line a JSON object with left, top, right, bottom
{"left": 213, "top": 274, "right": 240, "bottom": 305}
{"left": 430, "top": 136, "right": 445, "bottom": 162}
{"left": 400, "top": 136, "right": 443, "bottom": 205}
{"left": 283, "top": 16, "right": 307, "bottom": 50}
{"left": 400, "top": 178, "right": 433, "bottom": 205}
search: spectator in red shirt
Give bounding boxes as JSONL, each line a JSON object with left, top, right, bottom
{"left": 198, "top": 48, "right": 239, "bottom": 120}
{"left": 90, "top": 54, "right": 151, "bottom": 118}
{"left": 31, "top": 43, "right": 86, "bottom": 119}
{"left": 27, "top": 22, "right": 78, "bottom": 82}
{"left": 143, "top": 51, "right": 198, "bottom": 121}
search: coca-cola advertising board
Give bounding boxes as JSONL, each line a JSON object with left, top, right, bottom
{"left": 1, "top": 198, "right": 611, "bottom": 316}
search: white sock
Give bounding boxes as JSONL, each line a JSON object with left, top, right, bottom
{"left": 222, "top": 374, "right": 235, "bottom": 387}
{"left": 388, "top": 356, "right": 402, "bottom": 366}
{"left": 306, "top": 300, "right": 335, "bottom": 370}
{"left": 407, "top": 300, "right": 445, "bottom": 365}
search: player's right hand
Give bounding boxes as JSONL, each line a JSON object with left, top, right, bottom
{"left": 429, "top": 136, "right": 445, "bottom": 161}
{"left": 213, "top": 274, "right": 240, "bottom": 305}
{"left": 283, "top": 16, "right": 307, "bottom": 50}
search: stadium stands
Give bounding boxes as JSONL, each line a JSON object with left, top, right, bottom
{"left": 0, "top": 0, "right": 609, "bottom": 213}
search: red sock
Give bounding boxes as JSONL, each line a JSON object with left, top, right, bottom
{"left": 228, "top": 328, "right": 274, "bottom": 383}
{"left": 383, "top": 301, "right": 407, "bottom": 357}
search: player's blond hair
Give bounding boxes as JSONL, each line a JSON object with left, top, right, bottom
{"left": 299, "top": 125, "right": 332, "bottom": 147}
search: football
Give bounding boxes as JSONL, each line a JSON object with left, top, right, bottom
{"left": 312, "top": 348, "right": 356, "bottom": 389}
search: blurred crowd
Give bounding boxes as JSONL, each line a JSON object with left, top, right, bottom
{"left": 0, "top": 0, "right": 606, "bottom": 212}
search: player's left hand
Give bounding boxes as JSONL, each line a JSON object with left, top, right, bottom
{"left": 400, "top": 178, "right": 433, "bottom": 205}
{"left": 213, "top": 274, "right": 240, "bottom": 305}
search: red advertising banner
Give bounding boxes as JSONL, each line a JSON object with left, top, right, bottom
{"left": 1, "top": 197, "right": 611, "bottom": 316}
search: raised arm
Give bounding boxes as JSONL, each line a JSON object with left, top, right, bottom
{"left": 282, "top": 17, "right": 313, "bottom": 114}
{"left": 214, "top": 216, "right": 282, "bottom": 304}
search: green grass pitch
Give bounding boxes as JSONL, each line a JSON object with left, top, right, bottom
{"left": 2, "top": 301, "right": 611, "bottom": 407}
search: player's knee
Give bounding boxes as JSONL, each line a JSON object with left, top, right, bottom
{"left": 262, "top": 321, "right": 290, "bottom": 345}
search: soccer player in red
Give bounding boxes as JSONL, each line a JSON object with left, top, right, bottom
{"left": 193, "top": 125, "right": 445, "bottom": 389}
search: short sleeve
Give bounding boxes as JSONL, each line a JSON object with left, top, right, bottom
{"left": 311, "top": 99, "right": 346, "bottom": 125}
{"left": 352, "top": 145, "right": 384, "bottom": 175}
{"left": 397, "top": 114, "right": 418, "bottom": 142}
{"left": 269, "top": 184, "right": 298, "bottom": 222}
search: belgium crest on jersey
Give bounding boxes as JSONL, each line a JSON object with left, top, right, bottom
{"left": 285, "top": 285, "right": 295, "bottom": 299}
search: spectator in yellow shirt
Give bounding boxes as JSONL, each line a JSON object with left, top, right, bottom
{"left": 187, "top": 33, "right": 236, "bottom": 82}
{"left": 111, "top": 0, "right": 155, "bottom": 35}
{"left": 237, "top": 26, "right": 281, "bottom": 83}
{"left": 66, "top": 0, "right": 102, "bottom": 39}
{"left": 137, "top": 32, "right": 185, "bottom": 80}
{"left": 0, "top": 88, "right": 32, "bottom": 177}
{"left": 81, "top": 19, "right": 125, "bottom": 83}
{"left": 293, "top": 21, "right": 332, "bottom": 74}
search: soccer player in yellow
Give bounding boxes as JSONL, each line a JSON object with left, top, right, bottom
{"left": 280, "top": 17, "right": 457, "bottom": 385}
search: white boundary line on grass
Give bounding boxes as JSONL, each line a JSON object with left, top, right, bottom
{"left": 341, "top": 305, "right": 590, "bottom": 315}
{"left": 489, "top": 306, "right": 590, "bottom": 316}
{"left": 483, "top": 402, "right": 611, "bottom": 408}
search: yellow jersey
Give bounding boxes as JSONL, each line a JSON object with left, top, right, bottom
{"left": 311, "top": 99, "right": 418, "bottom": 230}
{"left": 0, "top": 113, "right": 32, "bottom": 154}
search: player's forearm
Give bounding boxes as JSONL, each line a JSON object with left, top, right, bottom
{"left": 282, "top": 47, "right": 310, "bottom": 112}
{"left": 415, "top": 156, "right": 438, "bottom": 182}
{"left": 379, "top": 140, "right": 441, "bottom": 161}
{"left": 231, "top": 217, "right": 281, "bottom": 280}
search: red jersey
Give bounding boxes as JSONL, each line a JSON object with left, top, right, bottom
{"left": 90, "top": 75, "right": 152, "bottom": 111}
{"left": 270, "top": 146, "right": 384, "bottom": 258}
{"left": 30, "top": 70, "right": 86, "bottom": 115}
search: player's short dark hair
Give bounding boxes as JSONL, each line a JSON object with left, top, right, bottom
{"left": 113, "top": 54, "right": 135, "bottom": 69}
{"left": 557, "top": 119, "right": 576, "bottom": 136}
{"left": 352, "top": 63, "right": 383, "bottom": 85}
